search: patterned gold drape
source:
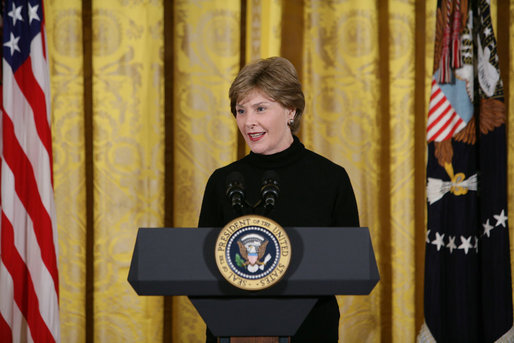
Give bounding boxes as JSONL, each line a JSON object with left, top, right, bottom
{"left": 45, "top": 0, "right": 514, "bottom": 342}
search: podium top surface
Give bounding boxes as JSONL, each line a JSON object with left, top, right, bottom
{"left": 128, "top": 226, "right": 379, "bottom": 296}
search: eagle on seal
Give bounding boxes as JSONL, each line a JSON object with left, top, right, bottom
{"left": 237, "top": 239, "right": 269, "bottom": 267}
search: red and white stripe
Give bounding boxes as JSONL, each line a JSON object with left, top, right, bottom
{"left": 0, "top": 2, "right": 60, "bottom": 342}
{"left": 427, "top": 78, "right": 466, "bottom": 142}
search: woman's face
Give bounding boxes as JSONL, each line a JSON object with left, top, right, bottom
{"left": 235, "top": 88, "right": 295, "bottom": 155}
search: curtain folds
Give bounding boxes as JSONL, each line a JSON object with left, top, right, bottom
{"left": 90, "top": 1, "right": 165, "bottom": 342}
{"left": 171, "top": 0, "right": 240, "bottom": 340}
{"left": 47, "top": 1, "right": 86, "bottom": 341}
{"left": 45, "top": 0, "right": 513, "bottom": 342}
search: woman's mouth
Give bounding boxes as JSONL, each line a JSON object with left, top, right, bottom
{"left": 248, "top": 132, "right": 265, "bottom": 141}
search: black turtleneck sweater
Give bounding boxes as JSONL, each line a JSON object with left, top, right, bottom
{"left": 198, "top": 136, "right": 360, "bottom": 342}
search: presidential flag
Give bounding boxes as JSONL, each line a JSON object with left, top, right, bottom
{"left": 418, "top": 0, "right": 513, "bottom": 342}
{"left": 0, "top": 0, "right": 60, "bottom": 342}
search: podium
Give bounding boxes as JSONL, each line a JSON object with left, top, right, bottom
{"left": 128, "top": 226, "right": 379, "bottom": 342}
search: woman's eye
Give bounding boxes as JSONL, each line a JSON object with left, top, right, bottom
{"left": 237, "top": 109, "right": 245, "bottom": 115}
{"left": 257, "top": 106, "right": 265, "bottom": 112}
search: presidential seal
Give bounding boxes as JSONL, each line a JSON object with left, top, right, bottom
{"left": 215, "top": 215, "right": 291, "bottom": 291}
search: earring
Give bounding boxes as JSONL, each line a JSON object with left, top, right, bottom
{"left": 288, "top": 119, "right": 294, "bottom": 126}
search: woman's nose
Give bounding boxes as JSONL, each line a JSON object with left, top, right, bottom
{"left": 245, "top": 111, "right": 257, "bottom": 128}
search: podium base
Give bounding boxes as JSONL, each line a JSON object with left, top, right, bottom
{"left": 218, "top": 337, "right": 290, "bottom": 343}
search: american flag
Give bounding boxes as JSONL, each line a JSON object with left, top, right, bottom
{"left": 0, "top": 0, "right": 60, "bottom": 342}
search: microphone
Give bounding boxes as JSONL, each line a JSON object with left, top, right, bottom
{"left": 226, "top": 171, "right": 246, "bottom": 211}
{"left": 260, "top": 170, "right": 280, "bottom": 210}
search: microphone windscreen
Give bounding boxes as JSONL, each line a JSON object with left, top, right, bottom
{"left": 226, "top": 171, "right": 245, "bottom": 188}
{"left": 261, "top": 170, "right": 279, "bottom": 184}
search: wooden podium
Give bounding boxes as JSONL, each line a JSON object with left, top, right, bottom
{"left": 128, "top": 226, "right": 379, "bottom": 342}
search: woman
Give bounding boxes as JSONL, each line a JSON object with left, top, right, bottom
{"left": 198, "top": 56, "right": 359, "bottom": 343}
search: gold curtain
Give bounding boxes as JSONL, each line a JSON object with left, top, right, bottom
{"left": 45, "top": 0, "right": 514, "bottom": 342}
{"left": 170, "top": 0, "right": 240, "bottom": 340}
{"left": 47, "top": 1, "right": 86, "bottom": 341}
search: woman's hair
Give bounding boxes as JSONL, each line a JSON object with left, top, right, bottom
{"left": 229, "top": 57, "right": 305, "bottom": 133}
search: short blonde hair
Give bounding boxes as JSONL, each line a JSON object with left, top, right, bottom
{"left": 229, "top": 57, "right": 305, "bottom": 133}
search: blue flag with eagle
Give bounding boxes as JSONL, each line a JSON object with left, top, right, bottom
{"left": 418, "top": 0, "right": 514, "bottom": 342}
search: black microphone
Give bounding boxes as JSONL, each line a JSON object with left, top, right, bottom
{"left": 260, "top": 170, "right": 280, "bottom": 210}
{"left": 226, "top": 171, "right": 246, "bottom": 211}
